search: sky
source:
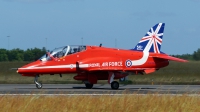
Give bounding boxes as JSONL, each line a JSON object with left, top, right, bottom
{"left": 0, "top": 0, "right": 200, "bottom": 54}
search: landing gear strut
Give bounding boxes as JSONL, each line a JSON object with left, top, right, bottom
{"left": 34, "top": 75, "right": 43, "bottom": 89}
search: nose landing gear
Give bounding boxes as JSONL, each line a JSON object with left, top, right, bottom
{"left": 34, "top": 75, "right": 43, "bottom": 89}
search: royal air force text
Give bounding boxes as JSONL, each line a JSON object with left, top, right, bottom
{"left": 89, "top": 61, "right": 123, "bottom": 67}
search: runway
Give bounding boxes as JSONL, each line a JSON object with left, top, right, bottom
{"left": 0, "top": 84, "right": 200, "bottom": 94}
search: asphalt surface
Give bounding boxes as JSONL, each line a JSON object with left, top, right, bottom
{"left": 0, "top": 84, "right": 200, "bottom": 94}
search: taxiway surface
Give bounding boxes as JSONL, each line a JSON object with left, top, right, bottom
{"left": 0, "top": 84, "right": 199, "bottom": 94}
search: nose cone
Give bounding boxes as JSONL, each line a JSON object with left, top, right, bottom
{"left": 17, "top": 67, "right": 25, "bottom": 74}
{"left": 17, "top": 60, "right": 41, "bottom": 74}
{"left": 16, "top": 68, "right": 18, "bottom": 73}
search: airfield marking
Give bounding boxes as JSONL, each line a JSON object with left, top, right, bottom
{"left": 0, "top": 94, "right": 200, "bottom": 97}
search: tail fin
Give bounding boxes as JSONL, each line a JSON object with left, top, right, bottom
{"left": 133, "top": 23, "right": 165, "bottom": 53}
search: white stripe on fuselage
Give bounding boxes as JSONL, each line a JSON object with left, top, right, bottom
{"left": 131, "top": 51, "right": 149, "bottom": 66}
{"left": 19, "top": 64, "right": 89, "bottom": 69}
{"left": 131, "top": 33, "right": 153, "bottom": 66}
{"left": 79, "top": 64, "right": 89, "bottom": 68}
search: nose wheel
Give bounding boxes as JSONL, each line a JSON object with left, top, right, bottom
{"left": 34, "top": 75, "right": 43, "bottom": 89}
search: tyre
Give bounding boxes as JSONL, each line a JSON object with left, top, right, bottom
{"left": 111, "top": 81, "right": 119, "bottom": 90}
{"left": 36, "top": 83, "right": 43, "bottom": 89}
{"left": 85, "top": 83, "right": 93, "bottom": 89}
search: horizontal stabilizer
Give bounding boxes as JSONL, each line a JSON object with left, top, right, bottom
{"left": 153, "top": 55, "right": 188, "bottom": 62}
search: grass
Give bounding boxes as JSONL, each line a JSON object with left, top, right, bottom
{"left": 0, "top": 61, "right": 200, "bottom": 84}
{"left": 0, "top": 94, "right": 200, "bottom": 112}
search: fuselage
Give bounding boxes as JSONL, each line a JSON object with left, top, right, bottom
{"left": 17, "top": 45, "right": 169, "bottom": 76}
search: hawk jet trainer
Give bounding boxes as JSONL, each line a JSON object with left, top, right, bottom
{"left": 17, "top": 23, "right": 187, "bottom": 89}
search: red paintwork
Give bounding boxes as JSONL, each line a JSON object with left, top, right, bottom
{"left": 17, "top": 45, "right": 187, "bottom": 84}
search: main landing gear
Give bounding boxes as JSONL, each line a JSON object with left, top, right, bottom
{"left": 85, "top": 83, "right": 93, "bottom": 89}
{"left": 111, "top": 81, "right": 119, "bottom": 90}
{"left": 34, "top": 75, "right": 43, "bottom": 89}
{"left": 108, "top": 72, "right": 120, "bottom": 90}
{"left": 84, "top": 81, "right": 93, "bottom": 89}
{"left": 81, "top": 72, "right": 120, "bottom": 89}
{"left": 83, "top": 81, "right": 119, "bottom": 89}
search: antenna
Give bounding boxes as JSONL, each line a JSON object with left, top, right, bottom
{"left": 7, "top": 36, "right": 10, "bottom": 50}
{"left": 81, "top": 37, "right": 83, "bottom": 45}
{"left": 99, "top": 43, "right": 102, "bottom": 47}
{"left": 115, "top": 38, "right": 117, "bottom": 48}
{"left": 45, "top": 38, "right": 47, "bottom": 51}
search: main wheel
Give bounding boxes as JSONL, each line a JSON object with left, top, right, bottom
{"left": 111, "top": 81, "right": 119, "bottom": 90}
{"left": 36, "top": 83, "right": 43, "bottom": 89}
{"left": 85, "top": 83, "right": 93, "bottom": 89}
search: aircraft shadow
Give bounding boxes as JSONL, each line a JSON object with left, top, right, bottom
{"left": 16, "top": 87, "right": 157, "bottom": 90}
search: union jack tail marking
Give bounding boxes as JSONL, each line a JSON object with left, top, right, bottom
{"left": 133, "top": 23, "right": 165, "bottom": 53}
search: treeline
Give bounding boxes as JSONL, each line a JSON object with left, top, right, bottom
{"left": 0, "top": 47, "right": 46, "bottom": 61}
{"left": 172, "top": 48, "right": 200, "bottom": 61}
{"left": 0, "top": 47, "right": 200, "bottom": 61}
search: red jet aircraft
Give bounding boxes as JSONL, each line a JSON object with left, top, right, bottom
{"left": 17, "top": 23, "right": 187, "bottom": 89}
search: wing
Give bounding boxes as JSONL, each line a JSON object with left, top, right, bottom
{"left": 152, "top": 55, "right": 188, "bottom": 62}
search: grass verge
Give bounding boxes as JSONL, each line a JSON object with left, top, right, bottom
{"left": 0, "top": 94, "right": 199, "bottom": 112}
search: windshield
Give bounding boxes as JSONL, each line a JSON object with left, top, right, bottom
{"left": 40, "top": 45, "right": 86, "bottom": 61}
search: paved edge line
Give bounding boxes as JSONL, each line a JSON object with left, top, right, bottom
{"left": 0, "top": 94, "right": 200, "bottom": 96}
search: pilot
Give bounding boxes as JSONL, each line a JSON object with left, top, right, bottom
{"left": 57, "top": 51, "right": 64, "bottom": 58}
{"left": 79, "top": 46, "right": 86, "bottom": 52}
{"left": 73, "top": 48, "right": 77, "bottom": 53}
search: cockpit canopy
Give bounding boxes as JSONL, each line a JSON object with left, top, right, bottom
{"left": 40, "top": 45, "right": 86, "bottom": 61}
